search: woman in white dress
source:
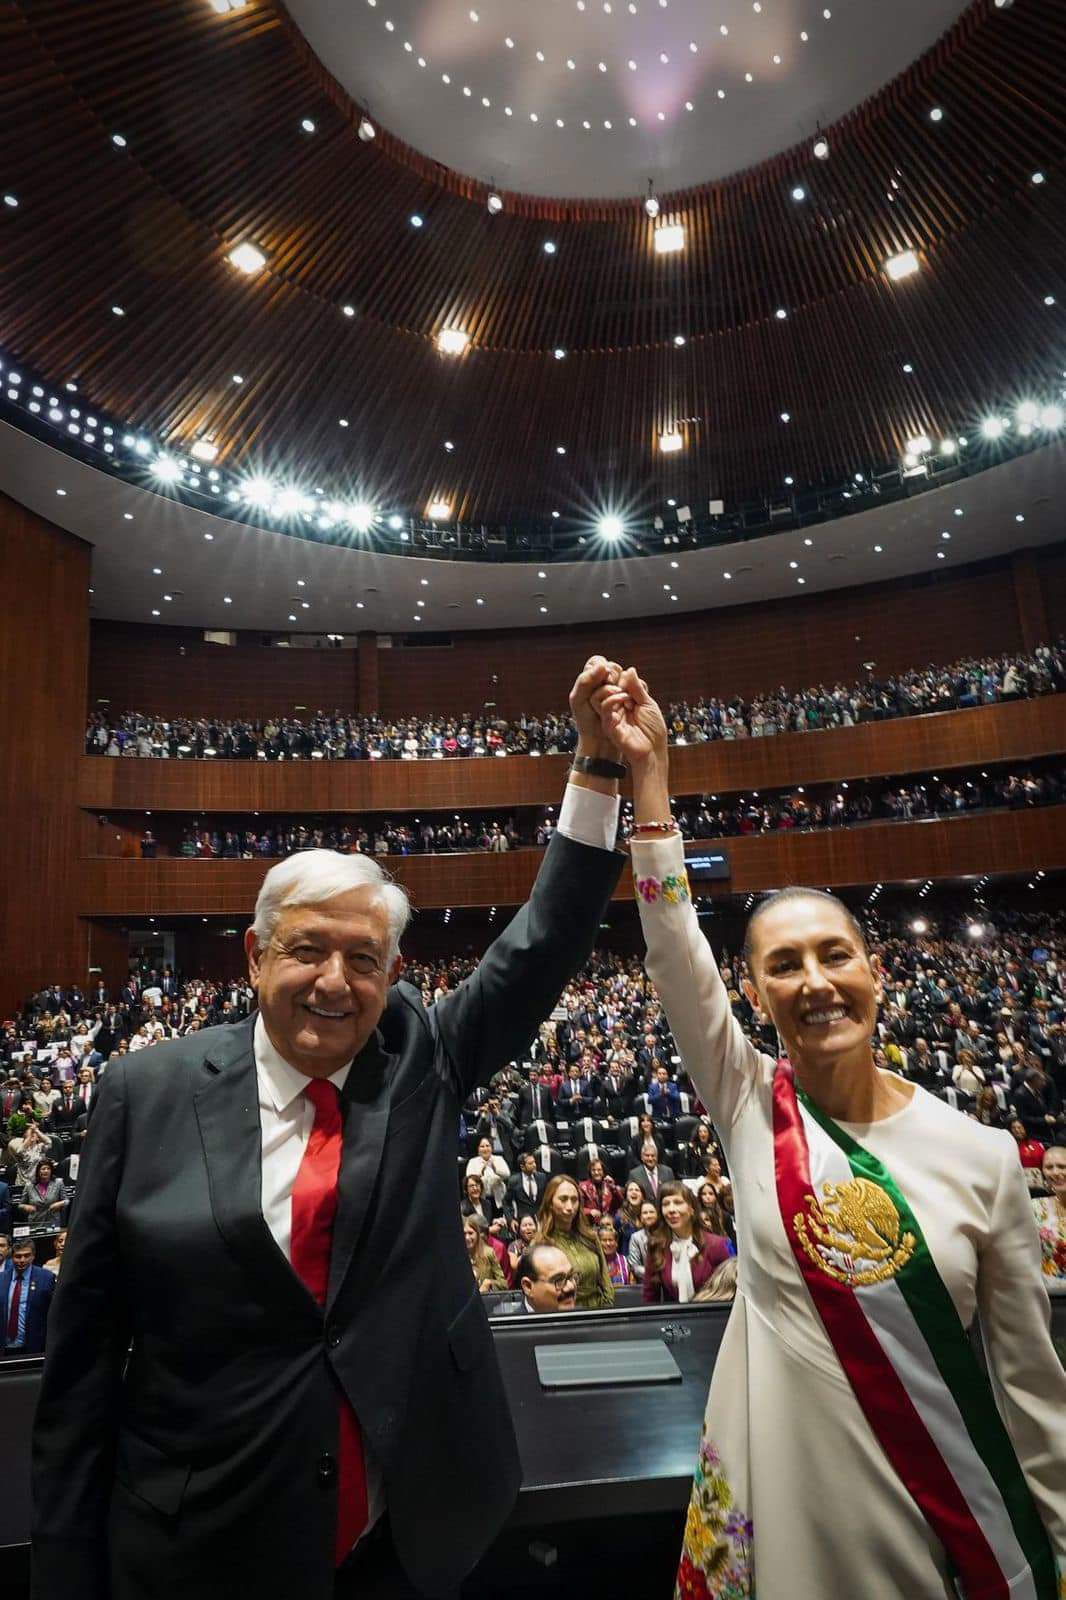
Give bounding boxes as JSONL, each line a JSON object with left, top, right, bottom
{"left": 595, "top": 667, "right": 1066, "bottom": 1600}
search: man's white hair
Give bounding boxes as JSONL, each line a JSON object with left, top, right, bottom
{"left": 251, "top": 850, "right": 411, "bottom": 964}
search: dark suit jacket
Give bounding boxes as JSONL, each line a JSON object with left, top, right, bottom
{"left": 503, "top": 1170, "right": 547, "bottom": 1225}
{"left": 1, "top": 1261, "right": 55, "bottom": 1354}
{"left": 627, "top": 1163, "right": 676, "bottom": 1202}
{"left": 0, "top": 1177, "right": 10, "bottom": 1235}
{"left": 30, "top": 829, "right": 622, "bottom": 1600}
{"left": 517, "top": 1082, "right": 556, "bottom": 1126}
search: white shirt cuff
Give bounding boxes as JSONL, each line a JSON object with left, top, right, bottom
{"left": 556, "top": 781, "right": 620, "bottom": 853}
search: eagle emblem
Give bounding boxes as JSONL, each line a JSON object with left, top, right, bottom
{"left": 794, "top": 1177, "right": 916, "bottom": 1286}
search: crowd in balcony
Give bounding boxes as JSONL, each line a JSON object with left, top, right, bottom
{"left": 3, "top": 898, "right": 1064, "bottom": 1356}
{"left": 138, "top": 760, "right": 1063, "bottom": 860}
{"left": 86, "top": 641, "right": 1066, "bottom": 762}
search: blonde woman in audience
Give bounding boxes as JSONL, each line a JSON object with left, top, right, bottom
{"left": 694, "top": 1256, "right": 738, "bottom": 1304}
{"left": 462, "top": 1216, "right": 507, "bottom": 1295}
{"left": 536, "top": 1175, "right": 614, "bottom": 1309}
{"left": 1033, "top": 1146, "right": 1066, "bottom": 1294}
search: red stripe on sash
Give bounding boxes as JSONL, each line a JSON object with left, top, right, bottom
{"left": 772, "top": 1066, "right": 1008, "bottom": 1599}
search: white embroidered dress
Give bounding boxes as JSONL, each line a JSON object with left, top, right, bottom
{"left": 631, "top": 833, "right": 1066, "bottom": 1600}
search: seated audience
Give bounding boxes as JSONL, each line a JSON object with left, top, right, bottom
{"left": 41, "top": 1229, "right": 67, "bottom": 1277}
{"left": 463, "top": 1215, "right": 508, "bottom": 1295}
{"left": 642, "top": 1184, "right": 732, "bottom": 1305}
{"left": 626, "top": 1199, "right": 662, "bottom": 1284}
{"left": 597, "top": 1218, "right": 632, "bottom": 1287}
{"left": 536, "top": 1176, "right": 614, "bottom": 1310}
{"left": 460, "top": 1173, "right": 506, "bottom": 1238}
{"left": 615, "top": 1181, "right": 648, "bottom": 1258}
{"left": 578, "top": 1157, "right": 624, "bottom": 1226}
{"left": 516, "top": 1243, "right": 578, "bottom": 1314}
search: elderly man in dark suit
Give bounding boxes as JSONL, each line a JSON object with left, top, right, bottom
{"left": 31, "top": 658, "right": 627, "bottom": 1600}
{"left": 628, "top": 1144, "right": 676, "bottom": 1202}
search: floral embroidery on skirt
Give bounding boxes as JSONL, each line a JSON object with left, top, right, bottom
{"left": 675, "top": 1424, "right": 753, "bottom": 1600}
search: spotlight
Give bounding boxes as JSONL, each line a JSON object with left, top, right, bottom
{"left": 151, "top": 455, "right": 182, "bottom": 483}
{"left": 387, "top": 514, "right": 405, "bottom": 531}
{"left": 939, "top": 438, "right": 957, "bottom": 455}
{"left": 274, "top": 487, "right": 309, "bottom": 516}
{"left": 358, "top": 116, "right": 376, "bottom": 141}
{"left": 543, "top": 240, "right": 557, "bottom": 254}
{"left": 981, "top": 416, "right": 1006, "bottom": 439}
{"left": 554, "top": 347, "right": 567, "bottom": 360}
{"left": 812, "top": 137, "right": 829, "bottom": 160}
{"left": 884, "top": 249, "right": 920, "bottom": 281}
{"left": 427, "top": 499, "right": 451, "bottom": 520}
{"left": 904, "top": 434, "right": 932, "bottom": 456}
{"left": 967, "top": 921, "right": 985, "bottom": 939}
{"left": 598, "top": 514, "right": 625, "bottom": 539}
{"left": 654, "top": 224, "right": 685, "bottom": 253}
{"left": 241, "top": 476, "right": 276, "bottom": 508}
{"left": 190, "top": 439, "right": 218, "bottom": 463}
{"left": 910, "top": 919, "right": 928, "bottom": 934}
{"left": 658, "top": 431, "right": 683, "bottom": 453}
{"left": 487, "top": 192, "right": 503, "bottom": 214}
{"left": 410, "top": 214, "right": 424, "bottom": 228}
{"left": 644, "top": 193, "right": 661, "bottom": 219}
{"left": 227, "top": 242, "right": 266, "bottom": 275}
{"left": 1015, "top": 400, "right": 1039, "bottom": 425}
{"left": 1039, "top": 403, "right": 1064, "bottom": 429}
{"left": 791, "top": 186, "right": 806, "bottom": 201}
{"left": 350, "top": 502, "right": 376, "bottom": 533}
{"left": 436, "top": 328, "right": 470, "bottom": 355}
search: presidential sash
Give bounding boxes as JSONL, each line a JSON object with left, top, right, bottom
{"left": 772, "top": 1063, "right": 1058, "bottom": 1600}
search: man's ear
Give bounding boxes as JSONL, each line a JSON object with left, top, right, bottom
{"left": 244, "top": 927, "right": 261, "bottom": 988}
{"left": 388, "top": 954, "right": 405, "bottom": 985}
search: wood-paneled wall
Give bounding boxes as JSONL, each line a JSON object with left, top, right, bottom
{"left": 76, "top": 694, "right": 1066, "bottom": 815}
{"left": 0, "top": 493, "right": 91, "bottom": 1017}
{"left": 77, "top": 805, "right": 1066, "bottom": 916}
{"left": 87, "top": 556, "right": 1052, "bottom": 721}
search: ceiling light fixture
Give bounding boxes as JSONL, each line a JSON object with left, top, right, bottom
{"left": 191, "top": 440, "right": 218, "bottom": 463}
{"left": 653, "top": 224, "right": 685, "bottom": 254}
{"left": 904, "top": 434, "right": 932, "bottom": 455}
{"left": 358, "top": 116, "right": 376, "bottom": 140}
{"left": 812, "top": 137, "right": 829, "bottom": 160}
{"left": 410, "top": 214, "right": 424, "bottom": 228}
{"left": 885, "top": 249, "right": 920, "bottom": 280}
{"left": 658, "top": 430, "right": 683, "bottom": 453}
{"left": 543, "top": 240, "right": 557, "bottom": 254}
{"left": 227, "top": 242, "right": 266, "bottom": 275}
{"left": 598, "top": 514, "right": 624, "bottom": 540}
{"left": 436, "top": 328, "right": 470, "bottom": 355}
{"left": 981, "top": 416, "right": 1006, "bottom": 439}
{"left": 427, "top": 499, "right": 451, "bottom": 520}
{"left": 486, "top": 192, "right": 503, "bottom": 214}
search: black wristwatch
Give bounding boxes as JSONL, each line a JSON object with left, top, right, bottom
{"left": 571, "top": 753, "right": 628, "bottom": 780}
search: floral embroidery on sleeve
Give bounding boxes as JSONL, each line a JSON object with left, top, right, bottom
{"left": 636, "top": 876, "right": 662, "bottom": 903}
{"left": 635, "top": 870, "right": 691, "bottom": 905}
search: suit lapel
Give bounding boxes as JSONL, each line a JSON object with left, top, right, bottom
{"left": 193, "top": 1021, "right": 321, "bottom": 1328}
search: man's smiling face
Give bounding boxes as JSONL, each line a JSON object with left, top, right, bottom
{"left": 245, "top": 890, "right": 399, "bottom": 1077}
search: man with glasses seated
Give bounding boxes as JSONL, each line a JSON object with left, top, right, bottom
{"left": 515, "top": 1243, "right": 578, "bottom": 1314}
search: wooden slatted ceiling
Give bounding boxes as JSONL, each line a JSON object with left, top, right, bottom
{"left": 0, "top": 0, "right": 1064, "bottom": 522}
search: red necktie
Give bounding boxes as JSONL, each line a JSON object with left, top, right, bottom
{"left": 7, "top": 1270, "right": 24, "bottom": 1342}
{"left": 290, "top": 1080, "right": 368, "bottom": 1566}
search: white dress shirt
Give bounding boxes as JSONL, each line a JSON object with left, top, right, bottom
{"left": 252, "top": 781, "right": 618, "bottom": 1547}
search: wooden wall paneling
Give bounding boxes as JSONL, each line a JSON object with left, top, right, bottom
{"left": 75, "top": 694, "right": 1066, "bottom": 815}
{"left": 77, "top": 804, "right": 1066, "bottom": 916}
{"left": 1011, "top": 551, "right": 1051, "bottom": 653}
{"left": 0, "top": 494, "right": 91, "bottom": 1017}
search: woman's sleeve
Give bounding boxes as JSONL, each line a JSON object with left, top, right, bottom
{"left": 976, "top": 1136, "right": 1066, "bottom": 1566}
{"left": 631, "top": 833, "right": 767, "bottom": 1128}
{"left": 596, "top": 1246, "right": 616, "bottom": 1309}
{"left": 641, "top": 1264, "right": 662, "bottom": 1305}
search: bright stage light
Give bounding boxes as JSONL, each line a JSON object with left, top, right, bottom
{"left": 885, "top": 249, "right": 920, "bottom": 281}
{"left": 654, "top": 224, "right": 685, "bottom": 254}
{"left": 241, "top": 476, "right": 276, "bottom": 508}
{"left": 812, "top": 137, "right": 829, "bottom": 160}
{"left": 358, "top": 117, "right": 376, "bottom": 142}
{"left": 911, "top": 919, "right": 928, "bottom": 934}
{"left": 437, "top": 328, "right": 470, "bottom": 355}
{"left": 1016, "top": 400, "right": 1039, "bottom": 426}
{"left": 427, "top": 499, "right": 451, "bottom": 520}
{"left": 981, "top": 416, "right": 1006, "bottom": 439}
{"left": 151, "top": 455, "right": 181, "bottom": 483}
{"left": 1039, "top": 403, "right": 1064, "bottom": 429}
{"left": 227, "top": 242, "right": 266, "bottom": 275}
{"left": 939, "top": 438, "right": 957, "bottom": 455}
{"left": 598, "top": 514, "right": 625, "bottom": 539}
{"left": 190, "top": 439, "right": 218, "bottom": 463}
{"left": 487, "top": 192, "right": 503, "bottom": 214}
{"left": 904, "top": 434, "right": 932, "bottom": 456}
{"left": 350, "top": 501, "right": 376, "bottom": 533}
{"left": 658, "top": 431, "right": 683, "bottom": 453}
{"left": 967, "top": 922, "right": 985, "bottom": 939}
{"left": 644, "top": 194, "right": 661, "bottom": 219}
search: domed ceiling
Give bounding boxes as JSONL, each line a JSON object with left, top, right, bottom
{"left": 0, "top": 0, "right": 1063, "bottom": 572}
{"left": 283, "top": 0, "right": 965, "bottom": 198}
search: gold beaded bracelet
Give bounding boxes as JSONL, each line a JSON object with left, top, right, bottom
{"left": 629, "top": 819, "right": 680, "bottom": 836}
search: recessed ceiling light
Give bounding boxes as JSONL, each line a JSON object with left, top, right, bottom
{"left": 797, "top": 577, "right": 806, "bottom": 584}
{"left": 410, "top": 214, "right": 424, "bottom": 228}
{"left": 543, "top": 240, "right": 557, "bottom": 254}
{"left": 443, "top": 440, "right": 454, "bottom": 451}
{"left": 339, "top": 418, "right": 349, "bottom": 428}
{"left": 427, "top": 499, "right": 451, "bottom": 520}
{"left": 1044, "top": 294, "right": 1056, "bottom": 306}
{"left": 789, "top": 560, "right": 798, "bottom": 569}
{"left": 784, "top": 475, "right": 794, "bottom": 485}
{"left": 476, "top": 597, "right": 484, "bottom": 605}
{"left": 289, "top": 614, "right": 296, "bottom": 622}
{"left": 780, "top": 411, "right": 791, "bottom": 422}
{"left": 556, "top": 444, "right": 566, "bottom": 454}
{"left": 981, "top": 416, "right": 1006, "bottom": 439}
{"left": 539, "top": 606, "right": 548, "bottom": 613}
{"left": 654, "top": 224, "right": 685, "bottom": 254}
{"left": 487, "top": 192, "right": 503, "bottom": 214}
{"left": 812, "top": 137, "right": 829, "bottom": 160}
{"left": 123, "top": 512, "right": 133, "bottom": 520}
{"left": 554, "top": 347, "right": 566, "bottom": 360}
{"left": 673, "top": 333, "right": 686, "bottom": 346}
{"left": 885, "top": 249, "right": 920, "bottom": 280}
{"left": 111, "top": 305, "right": 125, "bottom": 316}
{"left": 420, "top": 577, "right": 429, "bottom": 585}
{"left": 670, "top": 560, "right": 679, "bottom": 568}
{"left": 659, "top": 430, "right": 683, "bottom": 453}
{"left": 112, "top": 133, "right": 128, "bottom": 147}
{"left": 723, "top": 571, "right": 732, "bottom": 580}
{"left": 803, "top": 537, "right": 813, "bottom": 546}
{"left": 436, "top": 327, "right": 470, "bottom": 355}
{"left": 227, "top": 242, "right": 266, "bottom": 275}
{"left": 301, "top": 118, "right": 316, "bottom": 133}
{"left": 1031, "top": 171, "right": 1046, "bottom": 185}
{"left": 929, "top": 107, "right": 943, "bottom": 123}
{"left": 874, "top": 544, "right": 883, "bottom": 552}
{"left": 152, "top": 608, "right": 160, "bottom": 616}
{"left": 1015, "top": 513, "right": 1025, "bottom": 523}
{"left": 792, "top": 186, "right": 806, "bottom": 201}
{"left": 775, "top": 307, "right": 788, "bottom": 320}
{"left": 3, "top": 193, "right": 19, "bottom": 207}
{"left": 56, "top": 488, "right": 67, "bottom": 496}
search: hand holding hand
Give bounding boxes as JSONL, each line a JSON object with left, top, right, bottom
{"left": 569, "top": 656, "right": 622, "bottom": 757}
{"left": 594, "top": 667, "right": 669, "bottom": 769}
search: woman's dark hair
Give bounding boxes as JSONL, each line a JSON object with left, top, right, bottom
{"left": 34, "top": 1159, "right": 54, "bottom": 1183}
{"left": 645, "top": 1183, "right": 705, "bottom": 1287}
{"left": 463, "top": 1173, "right": 483, "bottom": 1200}
{"left": 743, "top": 887, "right": 867, "bottom": 972}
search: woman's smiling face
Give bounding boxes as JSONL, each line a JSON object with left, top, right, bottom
{"left": 746, "top": 896, "right": 880, "bottom": 1070}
